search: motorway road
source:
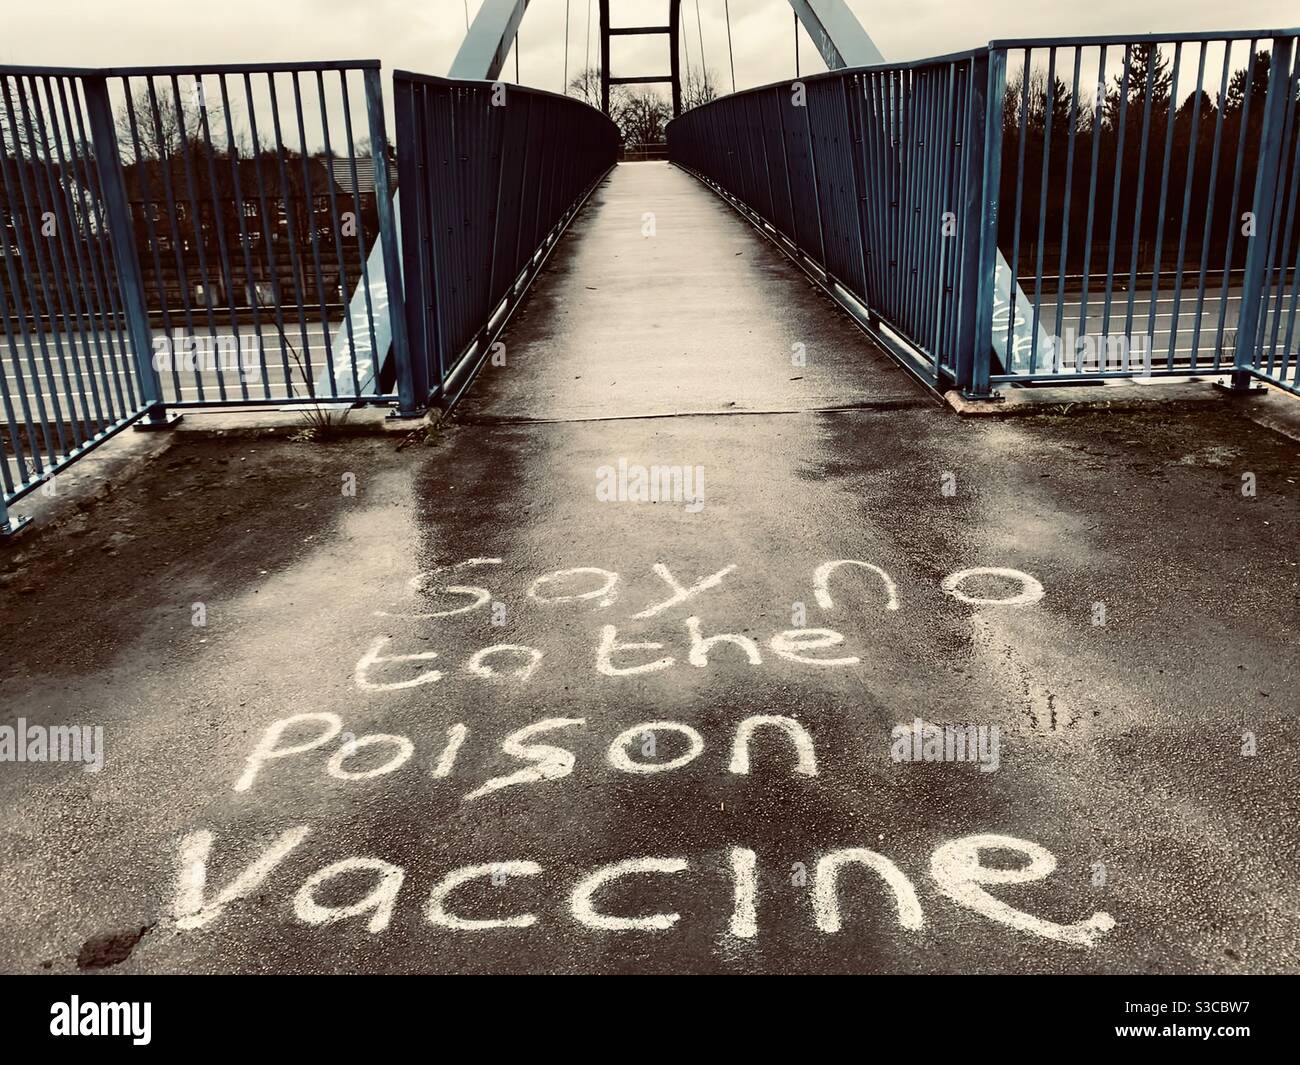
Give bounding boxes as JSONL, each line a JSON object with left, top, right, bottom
{"left": 0, "top": 285, "right": 1271, "bottom": 412}
{"left": 2, "top": 320, "right": 354, "bottom": 408}
{"left": 1, "top": 319, "right": 370, "bottom": 494}
{"left": 0, "top": 163, "right": 1296, "bottom": 974}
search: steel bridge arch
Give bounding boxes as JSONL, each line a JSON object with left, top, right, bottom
{"left": 449, "top": 0, "right": 887, "bottom": 99}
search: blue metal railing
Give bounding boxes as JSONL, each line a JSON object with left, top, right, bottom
{"left": 100, "top": 61, "right": 402, "bottom": 407}
{"left": 0, "top": 60, "right": 410, "bottom": 531}
{"left": 4, "top": 33, "right": 1297, "bottom": 531}
{"left": 0, "top": 66, "right": 161, "bottom": 531}
{"left": 391, "top": 72, "right": 619, "bottom": 411}
{"left": 668, "top": 28, "right": 1300, "bottom": 398}
{"left": 1, "top": 58, "right": 619, "bottom": 532}
{"left": 987, "top": 32, "right": 1300, "bottom": 389}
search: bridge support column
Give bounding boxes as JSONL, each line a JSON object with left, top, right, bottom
{"left": 364, "top": 68, "right": 418, "bottom": 417}
{"left": 450, "top": 0, "right": 533, "bottom": 81}
{"left": 785, "top": 0, "right": 885, "bottom": 69}
{"left": 600, "top": 2, "right": 683, "bottom": 120}
{"left": 600, "top": 0, "right": 610, "bottom": 114}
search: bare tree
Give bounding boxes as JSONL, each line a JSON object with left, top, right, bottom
{"left": 611, "top": 89, "right": 673, "bottom": 147}
{"left": 0, "top": 82, "right": 40, "bottom": 158}
{"left": 568, "top": 68, "right": 677, "bottom": 146}
{"left": 682, "top": 68, "right": 720, "bottom": 111}
{"left": 114, "top": 83, "right": 225, "bottom": 163}
{"left": 567, "top": 67, "right": 602, "bottom": 109}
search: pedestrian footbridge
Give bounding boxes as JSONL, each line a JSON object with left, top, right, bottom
{"left": 1, "top": 2, "right": 1298, "bottom": 531}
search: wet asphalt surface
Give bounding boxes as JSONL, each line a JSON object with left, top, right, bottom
{"left": 0, "top": 163, "right": 1297, "bottom": 974}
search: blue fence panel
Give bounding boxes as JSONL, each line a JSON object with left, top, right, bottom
{"left": 986, "top": 30, "right": 1300, "bottom": 390}
{"left": 100, "top": 61, "right": 401, "bottom": 407}
{"left": 669, "top": 51, "right": 988, "bottom": 390}
{"left": 669, "top": 29, "right": 1300, "bottom": 397}
{"left": 1, "top": 59, "right": 414, "bottom": 526}
{"left": 392, "top": 72, "right": 618, "bottom": 411}
{"left": 0, "top": 68, "right": 157, "bottom": 523}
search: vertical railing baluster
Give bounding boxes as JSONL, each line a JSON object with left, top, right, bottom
{"left": 216, "top": 74, "right": 270, "bottom": 400}
{"left": 1051, "top": 47, "right": 1083, "bottom": 362}
{"left": 370, "top": 67, "right": 416, "bottom": 416}
{"left": 339, "top": 71, "right": 380, "bottom": 382}
{"left": 316, "top": 70, "right": 360, "bottom": 397}
{"left": 955, "top": 49, "right": 991, "bottom": 395}
{"left": 1213, "top": 43, "right": 1259, "bottom": 367}
{"left": 1165, "top": 43, "right": 1210, "bottom": 370}
{"left": 194, "top": 73, "right": 249, "bottom": 402}
{"left": 1029, "top": 47, "right": 1057, "bottom": 373}
{"left": 169, "top": 74, "right": 225, "bottom": 399}
{"left": 83, "top": 73, "right": 170, "bottom": 425}
{"left": 1232, "top": 35, "right": 1297, "bottom": 387}
{"left": 970, "top": 47, "right": 1007, "bottom": 397}
{"left": 1101, "top": 46, "right": 1134, "bottom": 340}
{"left": 291, "top": 72, "right": 335, "bottom": 396}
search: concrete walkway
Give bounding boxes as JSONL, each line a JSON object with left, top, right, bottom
{"left": 458, "top": 162, "right": 925, "bottom": 421}
{"left": 0, "top": 163, "right": 1296, "bottom": 974}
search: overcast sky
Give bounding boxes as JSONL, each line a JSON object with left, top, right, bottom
{"left": 2, "top": 0, "right": 1298, "bottom": 93}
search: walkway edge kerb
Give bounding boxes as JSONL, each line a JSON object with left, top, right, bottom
{"left": 944, "top": 383, "right": 1300, "bottom": 443}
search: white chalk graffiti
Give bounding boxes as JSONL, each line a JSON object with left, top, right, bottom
{"left": 171, "top": 829, "right": 1115, "bottom": 947}
{"left": 527, "top": 566, "right": 620, "bottom": 607}
{"left": 930, "top": 834, "right": 1116, "bottom": 947}
{"left": 353, "top": 559, "right": 1045, "bottom": 689}
{"left": 231, "top": 713, "right": 824, "bottom": 797}
{"left": 377, "top": 558, "right": 503, "bottom": 619}
{"left": 355, "top": 637, "right": 442, "bottom": 692}
{"left": 813, "top": 560, "right": 900, "bottom": 612}
{"left": 571, "top": 857, "right": 689, "bottom": 931}
{"left": 235, "top": 713, "right": 342, "bottom": 793}
{"left": 729, "top": 715, "right": 817, "bottom": 777}
{"left": 174, "top": 825, "right": 310, "bottom": 930}
{"left": 463, "top": 718, "right": 586, "bottom": 801}
{"left": 607, "top": 722, "right": 705, "bottom": 774}
{"left": 631, "top": 563, "right": 737, "bottom": 619}
{"left": 941, "top": 567, "right": 1046, "bottom": 607}
{"left": 167, "top": 554, "right": 1110, "bottom": 960}
{"left": 294, "top": 857, "right": 404, "bottom": 933}
{"left": 426, "top": 862, "right": 542, "bottom": 930}
{"left": 814, "top": 849, "right": 924, "bottom": 933}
